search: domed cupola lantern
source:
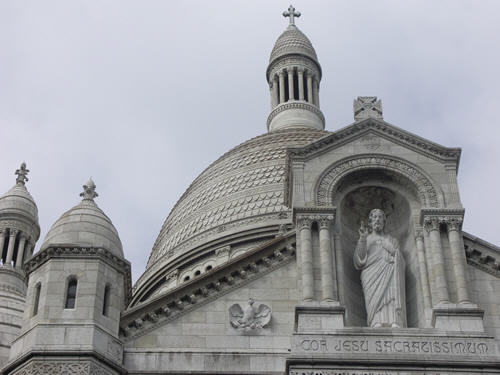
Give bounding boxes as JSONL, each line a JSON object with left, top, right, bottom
{"left": 266, "top": 5, "right": 324, "bottom": 132}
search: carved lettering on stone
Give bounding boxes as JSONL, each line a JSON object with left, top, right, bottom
{"left": 229, "top": 298, "right": 272, "bottom": 331}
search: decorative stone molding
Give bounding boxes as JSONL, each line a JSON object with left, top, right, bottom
{"left": 121, "top": 233, "right": 296, "bottom": 340}
{"left": 215, "top": 245, "right": 231, "bottom": 257}
{"left": 295, "top": 207, "right": 335, "bottom": 231}
{"left": 315, "top": 155, "right": 442, "bottom": 208}
{"left": 463, "top": 232, "right": 500, "bottom": 278}
{"left": 287, "top": 118, "right": 461, "bottom": 162}
{"left": 267, "top": 56, "right": 321, "bottom": 83}
{"left": 353, "top": 96, "right": 383, "bottom": 121}
{"left": 229, "top": 298, "right": 272, "bottom": 331}
{"left": 165, "top": 269, "right": 179, "bottom": 282}
{"left": 10, "top": 360, "right": 115, "bottom": 375}
{"left": 421, "top": 208, "right": 465, "bottom": 232}
{"left": 267, "top": 101, "right": 325, "bottom": 130}
{"left": 24, "top": 246, "right": 132, "bottom": 304}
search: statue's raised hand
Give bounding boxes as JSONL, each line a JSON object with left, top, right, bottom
{"left": 358, "top": 221, "right": 368, "bottom": 240}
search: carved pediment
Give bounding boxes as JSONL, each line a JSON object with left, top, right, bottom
{"left": 286, "top": 118, "right": 461, "bottom": 165}
{"left": 120, "top": 232, "right": 296, "bottom": 340}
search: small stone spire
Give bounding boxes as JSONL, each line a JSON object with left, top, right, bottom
{"left": 15, "top": 162, "right": 29, "bottom": 186}
{"left": 283, "top": 5, "right": 301, "bottom": 26}
{"left": 353, "top": 96, "right": 383, "bottom": 121}
{"left": 80, "top": 178, "right": 98, "bottom": 201}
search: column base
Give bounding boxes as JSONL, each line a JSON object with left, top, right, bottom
{"left": 432, "top": 303, "right": 485, "bottom": 332}
{"left": 295, "top": 301, "right": 345, "bottom": 333}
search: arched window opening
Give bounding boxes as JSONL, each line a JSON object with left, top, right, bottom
{"left": 194, "top": 270, "right": 201, "bottom": 276}
{"left": 205, "top": 265, "right": 213, "bottom": 272}
{"left": 33, "top": 283, "right": 41, "bottom": 316}
{"left": 103, "top": 284, "right": 111, "bottom": 316}
{"left": 65, "top": 278, "right": 77, "bottom": 309}
{"left": 183, "top": 276, "right": 190, "bottom": 282}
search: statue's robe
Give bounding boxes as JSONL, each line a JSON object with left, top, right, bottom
{"left": 354, "top": 234, "right": 406, "bottom": 327}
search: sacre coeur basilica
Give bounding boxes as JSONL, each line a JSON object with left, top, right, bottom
{"left": 1, "top": 6, "right": 500, "bottom": 375}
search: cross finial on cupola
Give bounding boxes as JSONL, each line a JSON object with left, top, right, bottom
{"left": 283, "top": 5, "right": 300, "bottom": 26}
{"left": 80, "top": 178, "right": 98, "bottom": 201}
{"left": 15, "top": 162, "right": 29, "bottom": 185}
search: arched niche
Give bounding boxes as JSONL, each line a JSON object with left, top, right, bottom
{"left": 331, "top": 168, "right": 426, "bottom": 328}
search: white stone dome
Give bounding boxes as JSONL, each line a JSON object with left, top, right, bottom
{"left": 269, "top": 25, "right": 318, "bottom": 66}
{"left": 0, "top": 184, "right": 39, "bottom": 224}
{"left": 40, "top": 180, "right": 123, "bottom": 258}
{"left": 137, "top": 128, "right": 329, "bottom": 290}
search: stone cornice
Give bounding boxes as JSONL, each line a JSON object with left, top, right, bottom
{"left": 24, "top": 246, "right": 132, "bottom": 304}
{"left": 420, "top": 208, "right": 465, "bottom": 223}
{"left": 286, "top": 118, "right": 461, "bottom": 165}
{"left": 120, "top": 232, "right": 297, "bottom": 341}
{"left": 294, "top": 207, "right": 336, "bottom": 221}
{"left": 463, "top": 232, "right": 500, "bottom": 278}
{"left": 267, "top": 101, "right": 325, "bottom": 130}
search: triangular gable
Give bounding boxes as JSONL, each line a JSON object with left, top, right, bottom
{"left": 120, "top": 231, "right": 296, "bottom": 340}
{"left": 464, "top": 231, "right": 500, "bottom": 278}
{"left": 287, "top": 118, "right": 461, "bottom": 166}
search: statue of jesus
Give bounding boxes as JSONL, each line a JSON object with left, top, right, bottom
{"left": 353, "top": 209, "right": 406, "bottom": 328}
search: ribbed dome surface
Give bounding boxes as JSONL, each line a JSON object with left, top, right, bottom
{"left": 0, "top": 184, "right": 38, "bottom": 223}
{"left": 269, "top": 25, "right": 318, "bottom": 65}
{"left": 144, "top": 128, "right": 329, "bottom": 279}
{"left": 41, "top": 199, "right": 123, "bottom": 258}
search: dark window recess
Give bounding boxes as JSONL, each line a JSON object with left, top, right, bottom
{"left": 33, "top": 283, "right": 41, "bottom": 316}
{"left": 103, "top": 285, "right": 110, "bottom": 316}
{"left": 65, "top": 279, "right": 77, "bottom": 309}
{"left": 293, "top": 73, "right": 299, "bottom": 100}
{"left": 284, "top": 74, "right": 290, "bottom": 102}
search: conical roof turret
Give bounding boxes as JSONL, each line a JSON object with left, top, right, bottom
{"left": 41, "top": 178, "right": 124, "bottom": 258}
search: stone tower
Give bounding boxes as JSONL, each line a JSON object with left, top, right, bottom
{"left": 266, "top": 5, "right": 324, "bottom": 132}
{"left": 0, "top": 163, "right": 39, "bottom": 364}
{"left": 5, "top": 179, "right": 131, "bottom": 374}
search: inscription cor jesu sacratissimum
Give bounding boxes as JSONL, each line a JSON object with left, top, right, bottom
{"left": 298, "top": 338, "right": 489, "bottom": 355}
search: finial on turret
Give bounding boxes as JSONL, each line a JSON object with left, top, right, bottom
{"left": 283, "top": 5, "right": 300, "bottom": 26}
{"left": 15, "top": 162, "right": 29, "bottom": 185}
{"left": 80, "top": 178, "right": 98, "bottom": 201}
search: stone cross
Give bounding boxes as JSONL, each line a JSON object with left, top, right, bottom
{"left": 283, "top": 5, "right": 300, "bottom": 26}
{"left": 353, "top": 96, "right": 383, "bottom": 121}
{"left": 15, "top": 162, "right": 29, "bottom": 185}
{"left": 80, "top": 178, "right": 99, "bottom": 200}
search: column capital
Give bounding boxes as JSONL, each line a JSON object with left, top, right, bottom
{"left": 443, "top": 216, "right": 463, "bottom": 232}
{"left": 423, "top": 216, "right": 440, "bottom": 232}
{"left": 278, "top": 70, "right": 285, "bottom": 77}
{"left": 296, "top": 216, "right": 313, "bottom": 230}
{"left": 9, "top": 229, "right": 19, "bottom": 237}
{"left": 296, "top": 67, "right": 305, "bottom": 74}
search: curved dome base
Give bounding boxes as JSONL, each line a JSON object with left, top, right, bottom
{"left": 267, "top": 102, "right": 325, "bottom": 132}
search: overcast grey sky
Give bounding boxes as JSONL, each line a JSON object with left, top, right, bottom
{"left": 1, "top": 1, "right": 499, "bottom": 283}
